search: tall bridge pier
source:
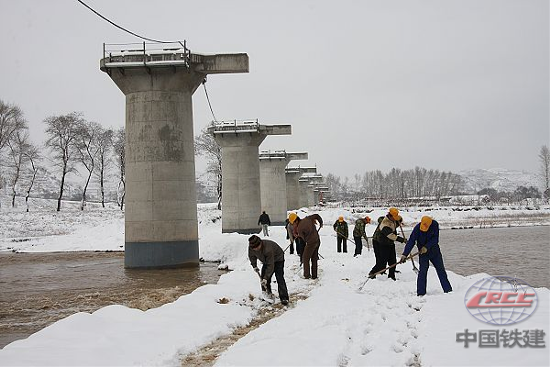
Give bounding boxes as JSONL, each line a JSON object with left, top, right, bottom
{"left": 285, "top": 166, "right": 317, "bottom": 211}
{"left": 100, "top": 42, "right": 248, "bottom": 268}
{"left": 259, "top": 150, "right": 308, "bottom": 225}
{"left": 209, "top": 120, "right": 291, "bottom": 233}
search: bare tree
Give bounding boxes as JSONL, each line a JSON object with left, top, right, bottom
{"left": 0, "top": 100, "right": 27, "bottom": 197}
{"left": 195, "top": 123, "right": 222, "bottom": 209}
{"left": 95, "top": 127, "right": 113, "bottom": 208}
{"left": 112, "top": 127, "right": 125, "bottom": 210}
{"left": 0, "top": 100, "right": 26, "bottom": 154}
{"left": 6, "top": 129, "right": 31, "bottom": 207}
{"left": 539, "top": 145, "right": 550, "bottom": 201}
{"left": 76, "top": 120, "right": 103, "bottom": 210}
{"left": 44, "top": 112, "right": 83, "bottom": 211}
{"left": 24, "top": 144, "right": 41, "bottom": 212}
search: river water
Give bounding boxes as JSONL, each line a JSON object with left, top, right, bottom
{"left": 1, "top": 226, "right": 548, "bottom": 349}
{"left": 437, "top": 226, "right": 549, "bottom": 288}
{"left": 0, "top": 252, "right": 225, "bottom": 349}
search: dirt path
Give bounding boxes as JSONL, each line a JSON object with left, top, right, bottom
{"left": 181, "top": 293, "right": 308, "bottom": 366}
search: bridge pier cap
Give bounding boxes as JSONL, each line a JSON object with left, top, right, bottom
{"left": 100, "top": 41, "right": 248, "bottom": 269}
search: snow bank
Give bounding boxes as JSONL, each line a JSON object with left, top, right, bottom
{"left": 0, "top": 202, "right": 548, "bottom": 366}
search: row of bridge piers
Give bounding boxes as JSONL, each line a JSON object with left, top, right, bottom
{"left": 100, "top": 43, "right": 330, "bottom": 269}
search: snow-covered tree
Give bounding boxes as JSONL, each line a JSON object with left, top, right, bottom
{"left": 195, "top": 123, "right": 222, "bottom": 209}
{"left": 112, "top": 127, "right": 125, "bottom": 210}
{"left": 7, "top": 129, "right": 31, "bottom": 207}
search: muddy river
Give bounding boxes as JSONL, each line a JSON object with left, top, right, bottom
{"left": 0, "top": 252, "right": 225, "bottom": 348}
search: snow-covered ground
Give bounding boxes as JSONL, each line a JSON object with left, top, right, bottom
{"left": 0, "top": 200, "right": 549, "bottom": 366}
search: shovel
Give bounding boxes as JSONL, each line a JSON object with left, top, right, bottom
{"left": 358, "top": 251, "right": 420, "bottom": 291}
{"left": 399, "top": 224, "right": 418, "bottom": 274}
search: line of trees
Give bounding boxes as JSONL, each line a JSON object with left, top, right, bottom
{"left": 2, "top": 97, "right": 549, "bottom": 210}
{"left": 0, "top": 100, "right": 126, "bottom": 211}
{"left": 325, "top": 167, "right": 464, "bottom": 203}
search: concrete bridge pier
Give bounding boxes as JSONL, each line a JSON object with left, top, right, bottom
{"left": 285, "top": 166, "right": 317, "bottom": 211}
{"left": 306, "top": 175, "right": 324, "bottom": 207}
{"left": 259, "top": 151, "right": 308, "bottom": 225}
{"left": 209, "top": 122, "right": 291, "bottom": 233}
{"left": 100, "top": 44, "right": 248, "bottom": 268}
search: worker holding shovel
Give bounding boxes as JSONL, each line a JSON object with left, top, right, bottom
{"left": 399, "top": 216, "right": 453, "bottom": 296}
{"left": 352, "top": 216, "right": 371, "bottom": 257}
{"left": 248, "top": 235, "right": 289, "bottom": 305}
{"left": 368, "top": 208, "right": 407, "bottom": 281}
{"left": 333, "top": 216, "right": 349, "bottom": 253}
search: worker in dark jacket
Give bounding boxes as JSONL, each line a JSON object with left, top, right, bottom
{"left": 400, "top": 216, "right": 452, "bottom": 296}
{"left": 258, "top": 211, "right": 271, "bottom": 236}
{"left": 353, "top": 216, "right": 371, "bottom": 257}
{"left": 248, "top": 235, "right": 289, "bottom": 305}
{"left": 333, "top": 216, "right": 349, "bottom": 253}
{"left": 289, "top": 212, "right": 323, "bottom": 279}
{"left": 369, "top": 208, "right": 406, "bottom": 280}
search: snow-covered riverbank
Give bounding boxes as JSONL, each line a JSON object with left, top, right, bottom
{"left": 1, "top": 201, "right": 549, "bottom": 366}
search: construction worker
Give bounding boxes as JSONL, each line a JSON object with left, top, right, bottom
{"left": 258, "top": 211, "right": 271, "bottom": 236}
{"left": 368, "top": 208, "right": 407, "bottom": 281}
{"left": 399, "top": 216, "right": 452, "bottom": 296}
{"left": 289, "top": 212, "right": 323, "bottom": 279}
{"left": 285, "top": 217, "right": 295, "bottom": 254}
{"left": 333, "top": 216, "right": 349, "bottom": 253}
{"left": 248, "top": 235, "right": 289, "bottom": 305}
{"left": 353, "top": 216, "right": 371, "bottom": 257}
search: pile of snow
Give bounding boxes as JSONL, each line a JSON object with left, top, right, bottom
{"left": 0, "top": 204, "right": 548, "bottom": 366}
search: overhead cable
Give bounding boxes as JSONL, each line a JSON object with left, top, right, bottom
{"left": 202, "top": 79, "right": 218, "bottom": 122}
{"left": 75, "top": 0, "right": 178, "bottom": 44}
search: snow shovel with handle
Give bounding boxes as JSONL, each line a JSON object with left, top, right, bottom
{"left": 357, "top": 251, "right": 420, "bottom": 292}
{"left": 399, "top": 224, "right": 418, "bottom": 274}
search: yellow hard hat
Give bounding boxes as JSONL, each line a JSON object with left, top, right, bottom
{"left": 420, "top": 216, "right": 433, "bottom": 232}
{"left": 389, "top": 207, "right": 399, "bottom": 220}
{"left": 338, "top": 216, "right": 344, "bottom": 222}
{"left": 288, "top": 212, "right": 298, "bottom": 224}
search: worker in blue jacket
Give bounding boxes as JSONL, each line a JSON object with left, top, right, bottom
{"left": 399, "top": 216, "right": 452, "bottom": 296}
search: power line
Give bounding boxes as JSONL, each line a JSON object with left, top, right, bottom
{"left": 202, "top": 79, "right": 218, "bottom": 122}
{"left": 75, "top": 0, "right": 178, "bottom": 44}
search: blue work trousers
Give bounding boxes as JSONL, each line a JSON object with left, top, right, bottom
{"left": 417, "top": 245, "right": 452, "bottom": 295}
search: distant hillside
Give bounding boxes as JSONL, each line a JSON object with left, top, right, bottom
{"left": 459, "top": 168, "right": 541, "bottom": 193}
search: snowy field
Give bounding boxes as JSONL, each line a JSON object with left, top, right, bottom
{"left": 0, "top": 198, "right": 549, "bottom": 366}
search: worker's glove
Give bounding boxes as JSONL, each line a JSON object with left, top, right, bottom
{"left": 261, "top": 279, "right": 268, "bottom": 287}
{"left": 397, "top": 236, "right": 407, "bottom": 243}
{"left": 420, "top": 247, "right": 428, "bottom": 254}
{"left": 253, "top": 267, "right": 260, "bottom": 273}
{"left": 399, "top": 255, "right": 407, "bottom": 264}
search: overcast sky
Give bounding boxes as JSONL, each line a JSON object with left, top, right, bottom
{"left": 1, "top": 0, "right": 548, "bottom": 178}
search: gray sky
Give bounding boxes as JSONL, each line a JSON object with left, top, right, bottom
{"left": 1, "top": 0, "right": 548, "bottom": 178}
